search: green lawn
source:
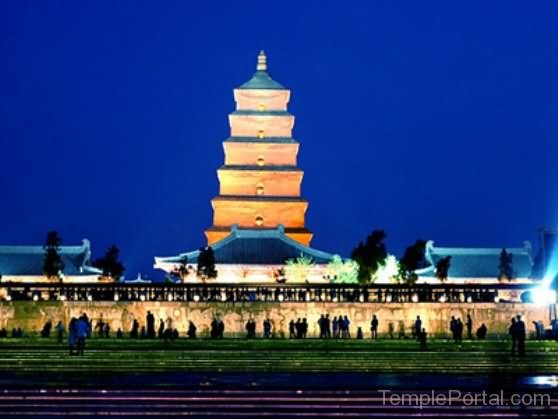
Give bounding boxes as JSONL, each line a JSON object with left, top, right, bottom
{"left": 0, "top": 337, "right": 557, "bottom": 374}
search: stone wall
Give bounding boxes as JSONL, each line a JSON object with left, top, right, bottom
{"left": 0, "top": 301, "right": 551, "bottom": 338}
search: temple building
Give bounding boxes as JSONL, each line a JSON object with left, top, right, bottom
{"left": 155, "top": 51, "right": 334, "bottom": 282}
{"left": 416, "top": 240, "right": 535, "bottom": 284}
{"left": 0, "top": 239, "right": 103, "bottom": 283}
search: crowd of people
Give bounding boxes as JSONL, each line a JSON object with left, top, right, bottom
{"left": 0, "top": 311, "right": 543, "bottom": 358}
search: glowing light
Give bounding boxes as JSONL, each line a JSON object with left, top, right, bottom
{"left": 305, "top": 293, "right": 311, "bottom": 302}
{"left": 385, "top": 293, "right": 392, "bottom": 303}
{"left": 277, "top": 294, "right": 284, "bottom": 302}
{"left": 5, "top": 294, "right": 11, "bottom": 302}
{"left": 140, "top": 294, "right": 146, "bottom": 302}
{"left": 193, "top": 294, "right": 200, "bottom": 302}
{"left": 167, "top": 294, "right": 173, "bottom": 302}
{"left": 466, "top": 296, "right": 473, "bottom": 303}
{"left": 113, "top": 293, "right": 119, "bottom": 302}
{"left": 33, "top": 295, "right": 38, "bottom": 302}
{"left": 359, "top": 294, "right": 365, "bottom": 302}
{"left": 494, "top": 296, "right": 500, "bottom": 303}
{"left": 221, "top": 292, "right": 227, "bottom": 302}
{"left": 439, "top": 294, "right": 447, "bottom": 303}
{"left": 59, "top": 294, "right": 66, "bottom": 301}
{"left": 531, "top": 286, "right": 557, "bottom": 306}
{"left": 255, "top": 215, "right": 264, "bottom": 226}
{"left": 411, "top": 293, "right": 419, "bottom": 303}
{"left": 373, "top": 255, "right": 400, "bottom": 284}
{"left": 87, "top": 295, "right": 93, "bottom": 302}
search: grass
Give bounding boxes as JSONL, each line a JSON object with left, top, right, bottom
{"left": 0, "top": 337, "right": 557, "bottom": 375}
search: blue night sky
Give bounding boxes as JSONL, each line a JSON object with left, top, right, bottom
{"left": 1, "top": 1, "right": 557, "bottom": 279}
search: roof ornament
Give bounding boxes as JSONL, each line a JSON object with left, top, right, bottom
{"left": 256, "top": 50, "right": 267, "bottom": 71}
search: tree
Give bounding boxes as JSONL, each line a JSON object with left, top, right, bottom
{"left": 326, "top": 255, "right": 359, "bottom": 284}
{"left": 499, "top": 248, "right": 514, "bottom": 281}
{"left": 350, "top": 230, "right": 387, "bottom": 284}
{"left": 170, "top": 256, "right": 189, "bottom": 280}
{"left": 284, "top": 254, "right": 315, "bottom": 283}
{"left": 94, "top": 245, "right": 125, "bottom": 280}
{"left": 399, "top": 240, "right": 427, "bottom": 285}
{"left": 372, "top": 254, "right": 400, "bottom": 283}
{"left": 435, "top": 256, "right": 452, "bottom": 283}
{"left": 197, "top": 246, "right": 217, "bottom": 280}
{"left": 43, "top": 231, "right": 65, "bottom": 280}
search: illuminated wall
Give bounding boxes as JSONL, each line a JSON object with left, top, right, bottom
{"left": 0, "top": 301, "right": 547, "bottom": 338}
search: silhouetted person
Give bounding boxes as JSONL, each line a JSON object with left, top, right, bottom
{"left": 388, "top": 322, "right": 395, "bottom": 339}
{"left": 533, "top": 321, "right": 543, "bottom": 340}
{"left": 318, "top": 314, "right": 326, "bottom": 338}
{"left": 55, "top": 321, "right": 65, "bottom": 344}
{"left": 263, "top": 319, "right": 271, "bottom": 338}
{"left": 116, "top": 328, "right": 123, "bottom": 338}
{"left": 289, "top": 320, "right": 296, "bottom": 338}
{"left": 140, "top": 326, "right": 147, "bottom": 339}
{"left": 516, "top": 314, "right": 526, "bottom": 356}
{"left": 301, "top": 318, "right": 308, "bottom": 339}
{"left": 104, "top": 322, "right": 110, "bottom": 338}
{"left": 456, "top": 318, "right": 463, "bottom": 344}
{"left": 158, "top": 319, "right": 165, "bottom": 339}
{"left": 295, "top": 318, "right": 302, "bottom": 339}
{"left": 398, "top": 321, "right": 405, "bottom": 339}
{"left": 332, "top": 316, "right": 339, "bottom": 339}
{"left": 356, "top": 327, "right": 363, "bottom": 340}
{"left": 146, "top": 311, "right": 155, "bottom": 339}
{"left": 325, "top": 314, "right": 331, "bottom": 338}
{"left": 466, "top": 314, "right": 473, "bottom": 340}
{"left": 509, "top": 317, "right": 518, "bottom": 355}
{"left": 419, "top": 328, "right": 427, "bottom": 351}
{"left": 130, "top": 319, "right": 139, "bottom": 339}
{"left": 370, "top": 315, "right": 379, "bottom": 340}
{"left": 68, "top": 317, "right": 78, "bottom": 355}
{"left": 450, "top": 316, "right": 457, "bottom": 342}
{"left": 76, "top": 315, "right": 89, "bottom": 356}
{"left": 41, "top": 320, "right": 52, "bottom": 338}
{"left": 96, "top": 318, "right": 105, "bottom": 338}
{"left": 414, "top": 316, "right": 422, "bottom": 340}
{"left": 211, "top": 318, "right": 219, "bottom": 339}
{"left": 187, "top": 321, "right": 197, "bottom": 339}
{"left": 476, "top": 323, "right": 487, "bottom": 340}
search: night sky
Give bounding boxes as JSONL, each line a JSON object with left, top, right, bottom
{"left": 1, "top": 1, "right": 557, "bottom": 279}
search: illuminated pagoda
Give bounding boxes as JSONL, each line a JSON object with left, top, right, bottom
{"left": 155, "top": 51, "right": 334, "bottom": 283}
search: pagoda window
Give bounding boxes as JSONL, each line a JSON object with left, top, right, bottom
{"left": 255, "top": 215, "right": 264, "bottom": 226}
{"left": 257, "top": 156, "right": 265, "bottom": 166}
{"left": 256, "top": 183, "right": 264, "bottom": 195}
{"left": 257, "top": 130, "right": 265, "bottom": 139}
{"left": 258, "top": 103, "right": 266, "bottom": 112}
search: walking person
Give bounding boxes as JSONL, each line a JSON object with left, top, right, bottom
{"left": 146, "top": 311, "right": 155, "bottom": 339}
{"left": 332, "top": 316, "right": 339, "bottom": 339}
{"left": 414, "top": 316, "right": 422, "bottom": 341}
{"left": 56, "top": 321, "right": 65, "bottom": 344}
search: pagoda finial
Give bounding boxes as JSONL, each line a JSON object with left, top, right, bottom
{"left": 257, "top": 50, "right": 267, "bottom": 71}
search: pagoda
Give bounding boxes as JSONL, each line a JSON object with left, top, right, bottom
{"left": 205, "top": 51, "right": 313, "bottom": 246}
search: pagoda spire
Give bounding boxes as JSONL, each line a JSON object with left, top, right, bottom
{"left": 256, "top": 50, "right": 267, "bottom": 71}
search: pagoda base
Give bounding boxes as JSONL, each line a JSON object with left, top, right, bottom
{"left": 205, "top": 226, "right": 313, "bottom": 247}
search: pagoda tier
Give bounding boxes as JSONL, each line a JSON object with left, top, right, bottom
{"left": 205, "top": 51, "right": 313, "bottom": 247}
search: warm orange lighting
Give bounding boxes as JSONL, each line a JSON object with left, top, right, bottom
{"left": 258, "top": 103, "right": 266, "bottom": 112}
{"left": 255, "top": 215, "right": 264, "bottom": 226}
{"left": 257, "top": 156, "right": 265, "bottom": 166}
{"left": 256, "top": 183, "right": 264, "bottom": 195}
{"left": 257, "top": 130, "right": 265, "bottom": 139}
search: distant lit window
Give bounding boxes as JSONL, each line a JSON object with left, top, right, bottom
{"left": 258, "top": 103, "right": 266, "bottom": 112}
{"left": 255, "top": 215, "right": 264, "bottom": 226}
{"left": 257, "top": 156, "right": 265, "bottom": 166}
{"left": 257, "top": 130, "right": 265, "bottom": 139}
{"left": 256, "top": 183, "right": 264, "bottom": 195}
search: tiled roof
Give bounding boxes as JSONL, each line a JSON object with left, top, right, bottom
{"left": 0, "top": 239, "right": 101, "bottom": 277}
{"left": 417, "top": 240, "right": 534, "bottom": 279}
{"left": 155, "top": 226, "right": 333, "bottom": 266}
{"left": 237, "top": 70, "right": 286, "bottom": 90}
